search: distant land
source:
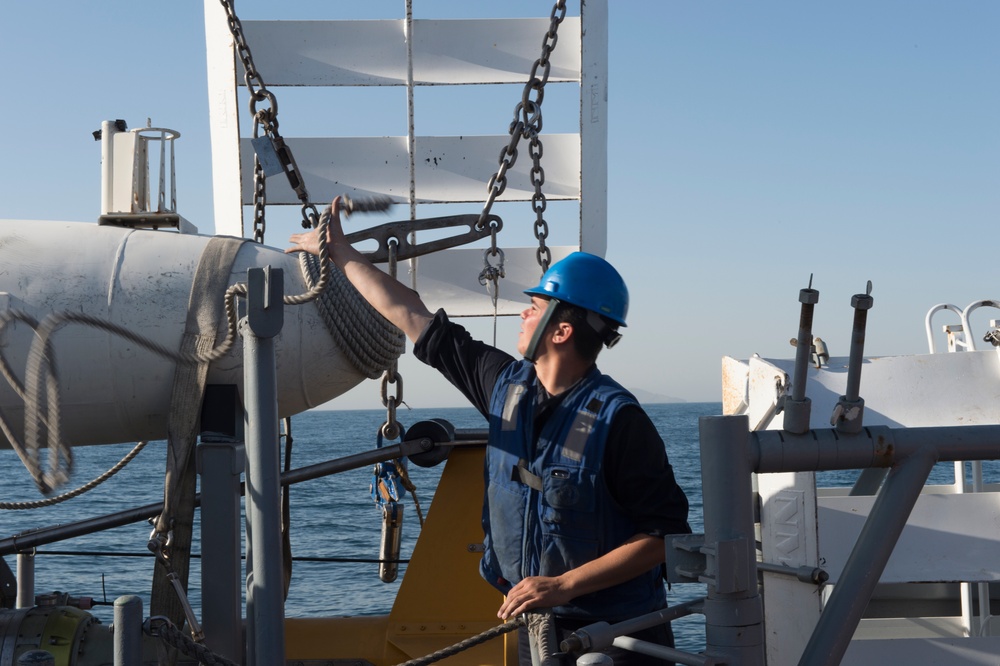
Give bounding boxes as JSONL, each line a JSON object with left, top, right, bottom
{"left": 629, "top": 388, "right": 685, "bottom": 404}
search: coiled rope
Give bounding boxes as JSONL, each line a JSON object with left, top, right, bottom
{"left": 298, "top": 250, "right": 405, "bottom": 378}
{"left": 0, "top": 207, "right": 403, "bottom": 495}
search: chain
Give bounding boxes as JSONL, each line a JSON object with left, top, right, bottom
{"left": 477, "top": 0, "right": 564, "bottom": 276}
{"left": 147, "top": 534, "right": 206, "bottom": 643}
{"left": 375, "top": 239, "right": 405, "bottom": 440}
{"left": 218, "top": 0, "right": 319, "bottom": 235}
{"left": 528, "top": 132, "right": 550, "bottom": 272}
{"left": 525, "top": 1, "right": 564, "bottom": 273}
{"left": 380, "top": 369, "right": 404, "bottom": 441}
{"left": 478, "top": 222, "right": 505, "bottom": 345}
{"left": 251, "top": 120, "right": 267, "bottom": 243}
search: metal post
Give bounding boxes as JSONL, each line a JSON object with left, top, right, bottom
{"left": 199, "top": 384, "right": 245, "bottom": 665}
{"left": 834, "top": 283, "right": 873, "bottom": 435}
{"left": 797, "top": 447, "right": 936, "bottom": 666}
{"left": 100, "top": 120, "right": 116, "bottom": 215}
{"left": 16, "top": 552, "right": 34, "bottom": 608}
{"left": 699, "top": 415, "right": 764, "bottom": 665}
{"left": 241, "top": 266, "right": 286, "bottom": 666}
{"left": 784, "top": 281, "right": 818, "bottom": 434}
{"left": 113, "top": 595, "right": 143, "bottom": 666}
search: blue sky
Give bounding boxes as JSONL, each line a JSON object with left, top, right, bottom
{"left": 2, "top": 2, "right": 998, "bottom": 410}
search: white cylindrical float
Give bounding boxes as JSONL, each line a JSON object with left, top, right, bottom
{"left": 0, "top": 219, "right": 403, "bottom": 449}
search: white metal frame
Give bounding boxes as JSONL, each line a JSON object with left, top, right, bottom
{"left": 203, "top": 1, "right": 608, "bottom": 317}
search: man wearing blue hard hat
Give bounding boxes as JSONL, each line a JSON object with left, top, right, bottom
{"left": 289, "top": 198, "right": 690, "bottom": 666}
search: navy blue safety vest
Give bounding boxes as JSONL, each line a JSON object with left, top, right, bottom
{"left": 480, "top": 361, "right": 667, "bottom": 621}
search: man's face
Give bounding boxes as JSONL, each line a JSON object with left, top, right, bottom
{"left": 518, "top": 296, "right": 550, "bottom": 357}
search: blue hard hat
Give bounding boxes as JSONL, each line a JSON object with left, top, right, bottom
{"left": 524, "top": 252, "right": 629, "bottom": 327}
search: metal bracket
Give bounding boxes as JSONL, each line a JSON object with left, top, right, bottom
{"left": 666, "top": 533, "right": 707, "bottom": 584}
{"left": 667, "top": 534, "right": 754, "bottom": 594}
{"left": 250, "top": 136, "right": 284, "bottom": 177}
{"left": 247, "top": 266, "right": 284, "bottom": 338}
{"left": 346, "top": 214, "right": 502, "bottom": 264}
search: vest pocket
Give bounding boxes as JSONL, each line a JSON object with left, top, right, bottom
{"left": 541, "top": 467, "right": 596, "bottom": 513}
{"left": 539, "top": 468, "right": 599, "bottom": 572}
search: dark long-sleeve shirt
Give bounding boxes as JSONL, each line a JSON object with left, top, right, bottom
{"left": 413, "top": 309, "right": 690, "bottom": 536}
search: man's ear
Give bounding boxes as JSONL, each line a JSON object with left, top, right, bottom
{"left": 550, "top": 321, "right": 574, "bottom": 345}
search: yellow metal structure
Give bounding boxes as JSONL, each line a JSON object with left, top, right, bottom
{"left": 285, "top": 446, "right": 515, "bottom": 665}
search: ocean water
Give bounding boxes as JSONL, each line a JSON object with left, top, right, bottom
{"left": 3, "top": 401, "right": 994, "bottom": 658}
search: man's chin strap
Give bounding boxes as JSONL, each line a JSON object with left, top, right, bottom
{"left": 523, "top": 298, "right": 562, "bottom": 363}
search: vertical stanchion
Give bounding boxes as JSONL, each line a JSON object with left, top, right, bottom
{"left": 114, "top": 595, "right": 143, "bottom": 666}
{"left": 699, "top": 415, "right": 765, "bottom": 665}
{"left": 199, "top": 384, "right": 245, "bottom": 664}
{"left": 241, "top": 266, "right": 286, "bottom": 666}
{"left": 783, "top": 281, "right": 819, "bottom": 434}
{"left": 15, "top": 552, "right": 34, "bottom": 609}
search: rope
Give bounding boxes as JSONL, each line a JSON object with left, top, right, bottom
{"left": 391, "top": 617, "right": 525, "bottom": 666}
{"left": 298, "top": 251, "right": 405, "bottom": 378}
{"left": 144, "top": 616, "right": 239, "bottom": 666}
{"left": 0, "top": 441, "right": 149, "bottom": 510}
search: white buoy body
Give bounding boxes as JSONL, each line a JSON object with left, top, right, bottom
{"left": 0, "top": 219, "right": 380, "bottom": 448}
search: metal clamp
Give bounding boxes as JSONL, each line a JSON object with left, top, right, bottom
{"left": 346, "top": 214, "right": 502, "bottom": 264}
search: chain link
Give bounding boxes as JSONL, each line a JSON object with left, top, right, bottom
{"left": 251, "top": 120, "right": 267, "bottom": 244}
{"left": 380, "top": 369, "right": 404, "bottom": 440}
{"left": 477, "top": 0, "right": 565, "bottom": 276}
{"left": 218, "top": 0, "right": 317, "bottom": 238}
{"left": 528, "top": 133, "right": 551, "bottom": 271}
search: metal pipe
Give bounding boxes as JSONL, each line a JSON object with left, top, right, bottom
{"left": 611, "top": 636, "right": 711, "bottom": 666}
{"left": 15, "top": 552, "right": 33, "bottom": 608}
{"left": 242, "top": 266, "right": 286, "bottom": 666}
{"left": 832, "top": 283, "right": 874, "bottom": 435}
{"left": 562, "top": 600, "right": 706, "bottom": 665}
{"left": 797, "top": 447, "right": 936, "bottom": 666}
{"left": 848, "top": 467, "right": 888, "bottom": 496}
{"left": 100, "top": 120, "right": 115, "bottom": 215}
{"left": 113, "top": 595, "right": 143, "bottom": 666}
{"left": 844, "top": 284, "right": 873, "bottom": 402}
{"left": 753, "top": 424, "right": 1000, "bottom": 474}
{"left": 699, "top": 415, "right": 765, "bottom": 665}
{"left": 791, "top": 283, "right": 818, "bottom": 403}
{"left": 783, "top": 281, "right": 819, "bottom": 434}
{"left": 199, "top": 441, "right": 244, "bottom": 663}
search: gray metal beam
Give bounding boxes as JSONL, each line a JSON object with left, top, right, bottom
{"left": 241, "top": 266, "right": 286, "bottom": 666}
